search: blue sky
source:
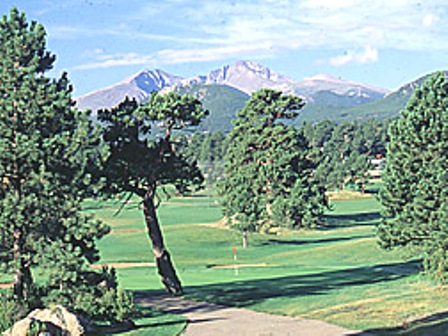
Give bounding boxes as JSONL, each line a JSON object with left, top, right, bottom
{"left": 2, "top": 0, "right": 447, "bottom": 96}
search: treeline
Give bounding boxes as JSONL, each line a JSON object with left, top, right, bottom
{"left": 302, "top": 119, "right": 388, "bottom": 192}
{"left": 179, "top": 119, "right": 389, "bottom": 192}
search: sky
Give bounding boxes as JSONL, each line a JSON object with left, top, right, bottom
{"left": 1, "top": 0, "right": 447, "bottom": 96}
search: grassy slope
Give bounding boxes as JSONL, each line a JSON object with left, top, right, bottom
{"left": 91, "top": 193, "right": 448, "bottom": 335}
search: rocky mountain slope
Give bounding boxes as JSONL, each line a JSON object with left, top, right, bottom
{"left": 76, "top": 69, "right": 183, "bottom": 111}
{"left": 75, "top": 60, "right": 440, "bottom": 131}
{"left": 76, "top": 60, "right": 388, "bottom": 112}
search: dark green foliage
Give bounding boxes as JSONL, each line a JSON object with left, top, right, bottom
{"left": 96, "top": 288, "right": 137, "bottom": 323}
{"left": 27, "top": 267, "right": 137, "bottom": 323}
{"left": 300, "top": 119, "right": 387, "bottom": 191}
{"left": 377, "top": 72, "right": 448, "bottom": 282}
{"left": 98, "top": 93, "right": 207, "bottom": 197}
{"left": 97, "top": 91, "right": 208, "bottom": 294}
{"left": 220, "top": 89, "right": 328, "bottom": 232}
{"left": 180, "top": 131, "right": 228, "bottom": 185}
{"left": 64, "top": 287, "right": 136, "bottom": 323}
{"left": 0, "top": 7, "right": 109, "bottom": 304}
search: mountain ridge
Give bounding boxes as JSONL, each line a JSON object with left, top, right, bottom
{"left": 76, "top": 68, "right": 183, "bottom": 111}
{"left": 75, "top": 60, "right": 389, "bottom": 112}
{"left": 74, "top": 60, "right": 441, "bottom": 132}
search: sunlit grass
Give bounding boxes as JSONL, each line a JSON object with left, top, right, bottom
{"left": 92, "top": 191, "right": 448, "bottom": 334}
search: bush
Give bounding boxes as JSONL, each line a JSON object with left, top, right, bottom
{"left": 65, "top": 286, "right": 138, "bottom": 324}
{"left": 97, "top": 288, "right": 138, "bottom": 323}
{"left": 40, "top": 267, "right": 139, "bottom": 324}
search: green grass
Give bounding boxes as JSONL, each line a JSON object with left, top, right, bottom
{"left": 92, "top": 307, "right": 186, "bottom": 336}
{"left": 90, "top": 192, "right": 447, "bottom": 334}
{"left": 115, "top": 308, "right": 186, "bottom": 336}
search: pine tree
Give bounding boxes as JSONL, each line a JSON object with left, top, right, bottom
{"left": 0, "top": 8, "right": 109, "bottom": 302}
{"left": 97, "top": 92, "right": 208, "bottom": 295}
{"left": 303, "top": 120, "right": 386, "bottom": 192}
{"left": 220, "top": 89, "right": 328, "bottom": 239}
{"left": 377, "top": 72, "right": 448, "bottom": 282}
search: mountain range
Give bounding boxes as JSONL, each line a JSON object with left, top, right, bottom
{"left": 75, "top": 60, "right": 434, "bottom": 132}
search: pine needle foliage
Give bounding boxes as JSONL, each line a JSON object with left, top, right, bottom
{"left": 377, "top": 72, "right": 448, "bottom": 283}
{"left": 220, "top": 89, "right": 328, "bottom": 233}
{"left": 0, "top": 7, "right": 109, "bottom": 305}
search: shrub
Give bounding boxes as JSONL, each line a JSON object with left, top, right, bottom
{"left": 97, "top": 288, "right": 138, "bottom": 323}
{"left": 40, "top": 267, "right": 138, "bottom": 324}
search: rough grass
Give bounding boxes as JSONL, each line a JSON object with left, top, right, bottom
{"left": 91, "top": 192, "right": 448, "bottom": 334}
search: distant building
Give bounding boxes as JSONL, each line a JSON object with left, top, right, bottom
{"left": 370, "top": 158, "right": 386, "bottom": 170}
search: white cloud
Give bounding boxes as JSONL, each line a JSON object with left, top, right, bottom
{"left": 74, "top": 52, "right": 156, "bottom": 70}
{"left": 422, "top": 13, "right": 438, "bottom": 28}
{"left": 72, "top": 0, "right": 448, "bottom": 70}
{"left": 76, "top": 42, "right": 274, "bottom": 70}
{"left": 329, "top": 45, "right": 379, "bottom": 66}
{"left": 301, "top": 0, "right": 358, "bottom": 10}
{"left": 157, "top": 42, "right": 275, "bottom": 64}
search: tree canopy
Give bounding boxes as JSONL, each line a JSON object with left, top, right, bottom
{"left": 300, "top": 119, "right": 387, "bottom": 192}
{"left": 377, "top": 72, "right": 448, "bottom": 282}
{"left": 0, "top": 7, "right": 109, "bottom": 306}
{"left": 219, "top": 89, "right": 328, "bottom": 235}
{"left": 97, "top": 92, "right": 208, "bottom": 294}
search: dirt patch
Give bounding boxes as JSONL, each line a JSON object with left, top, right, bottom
{"left": 91, "top": 262, "right": 155, "bottom": 269}
{"left": 0, "top": 282, "right": 13, "bottom": 289}
{"left": 209, "top": 263, "right": 273, "bottom": 269}
{"left": 110, "top": 228, "right": 145, "bottom": 235}
{"left": 327, "top": 190, "right": 373, "bottom": 200}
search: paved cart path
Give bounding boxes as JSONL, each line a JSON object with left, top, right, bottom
{"left": 135, "top": 293, "right": 371, "bottom": 336}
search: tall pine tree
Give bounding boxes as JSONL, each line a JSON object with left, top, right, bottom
{"left": 377, "top": 72, "right": 448, "bottom": 282}
{"left": 0, "top": 8, "right": 109, "bottom": 302}
{"left": 220, "top": 89, "right": 328, "bottom": 239}
{"left": 97, "top": 92, "right": 208, "bottom": 295}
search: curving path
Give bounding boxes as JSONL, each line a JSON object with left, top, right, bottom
{"left": 135, "top": 294, "right": 372, "bottom": 336}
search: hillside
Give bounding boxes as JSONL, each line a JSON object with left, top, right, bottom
{"left": 330, "top": 72, "right": 444, "bottom": 122}
{"left": 175, "top": 84, "right": 249, "bottom": 132}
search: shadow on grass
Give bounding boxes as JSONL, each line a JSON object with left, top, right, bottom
{"left": 361, "top": 310, "right": 448, "bottom": 336}
{"left": 263, "top": 234, "right": 373, "bottom": 246}
{"left": 96, "top": 307, "right": 186, "bottom": 335}
{"left": 98, "top": 320, "right": 185, "bottom": 335}
{"left": 323, "top": 211, "right": 381, "bottom": 229}
{"left": 136, "top": 260, "right": 420, "bottom": 310}
{"left": 184, "top": 193, "right": 211, "bottom": 198}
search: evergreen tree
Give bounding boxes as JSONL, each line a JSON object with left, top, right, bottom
{"left": 198, "top": 131, "right": 227, "bottom": 184}
{"left": 0, "top": 8, "right": 109, "bottom": 303}
{"left": 377, "top": 73, "right": 448, "bottom": 282}
{"left": 97, "top": 92, "right": 208, "bottom": 294}
{"left": 220, "top": 89, "right": 328, "bottom": 239}
{"left": 302, "top": 120, "right": 387, "bottom": 192}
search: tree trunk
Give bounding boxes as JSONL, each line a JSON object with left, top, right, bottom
{"left": 13, "top": 228, "right": 24, "bottom": 301}
{"left": 143, "top": 189, "right": 182, "bottom": 295}
{"left": 13, "top": 229, "right": 32, "bottom": 302}
{"left": 242, "top": 229, "right": 248, "bottom": 249}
